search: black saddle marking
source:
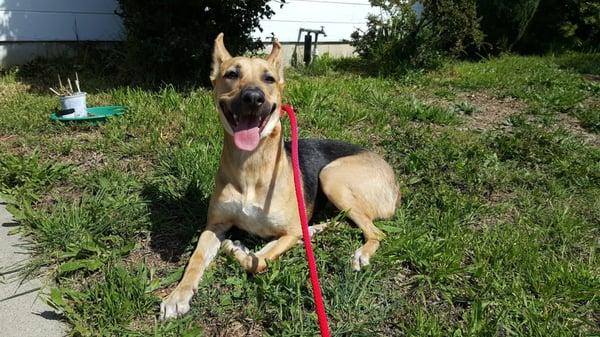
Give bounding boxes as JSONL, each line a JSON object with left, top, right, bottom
{"left": 284, "top": 138, "right": 364, "bottom": 218}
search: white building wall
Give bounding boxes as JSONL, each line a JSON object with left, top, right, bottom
{"left": 0, "top": 0, "right": 377, "bottom": 65}
{"left": 256, "top": 0, "right": 377, "bottom": 42}
{"left": 1, "top": 0, "right": 375, "bottom": 43}
{"left": 0, "top": 0, "right": 123, "bottom": 41}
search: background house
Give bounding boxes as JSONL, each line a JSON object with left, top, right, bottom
{"left": 0, "top": 0, "right": 377, "bottom": 66}
{"left": 0, "top": 0, "right": 122, "bottom": 66}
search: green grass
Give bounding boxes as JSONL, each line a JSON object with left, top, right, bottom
{"left": 0, "top": 53, "right": 599, "bottom": 336}
{"left": 425, "top": 54, "right": 600, "bottom": 115}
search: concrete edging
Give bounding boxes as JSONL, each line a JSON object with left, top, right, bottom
{"left": 0, "top": 200, "right": 66, "bottom": 337}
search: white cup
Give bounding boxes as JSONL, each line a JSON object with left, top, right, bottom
{"left": 59, "top": 92, "right": 87, "bottom": 118}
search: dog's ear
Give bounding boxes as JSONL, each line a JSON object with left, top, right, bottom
{"left": 266, "top": 38, "right": 284, "bottom": 83}
{"left": 210, "top": 33, "right": 232, "bottom": 83}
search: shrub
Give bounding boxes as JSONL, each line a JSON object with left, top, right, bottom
{"left": 476, "top": 0, "right": 541, "bottom": 52}
{"left": 515, "top": 0, "right": 600, "bottom": 53}
{"left": 477, "top": 0, "right": 600, "bottom": 54}
{"left": 351, "top": 0, "right": 483, "bottom": 75}
{"left": 116, "top": 0, "right": 282, "bottom": 84}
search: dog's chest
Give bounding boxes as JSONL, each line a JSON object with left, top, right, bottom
{"left": 215, "top": 187, "right": 288, "bottom": 238}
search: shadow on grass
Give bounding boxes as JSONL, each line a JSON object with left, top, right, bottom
{"left": 142, "top": 183, "right": 210, "bottom": 263}
{"left": 142, "top": 180, "right": 345, "bottom": 263}
{"left": 554, "top": 52, "right": 600, "bottom": 77}
{"left": 3, "top": 44, "right": 207, "bottom": 96}
{"left": 294, "top": 56, "right": 375, "bottom": 77}
{"left": 3, "top": 45, "right": 122, "bottom": 96}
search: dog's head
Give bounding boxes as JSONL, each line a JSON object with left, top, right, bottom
{"left": 210, "top": 33, "right": 284, "bottom": 152}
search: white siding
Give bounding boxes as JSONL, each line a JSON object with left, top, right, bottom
{"left": 255, "top": 0, "right": 377, "bottom": 42}
{"left": 1, "top": 0, "right": 374, "bottom": 43}
{"left": 0, "top": 0, "right": 123, "bottom": 41}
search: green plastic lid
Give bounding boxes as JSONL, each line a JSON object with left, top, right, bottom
{"left": 50, "top": 106, "right": 126, "bottom": 123}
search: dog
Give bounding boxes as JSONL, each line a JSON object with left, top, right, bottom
{"left": 160, "top": 33, "right": 400, "bottom": 319}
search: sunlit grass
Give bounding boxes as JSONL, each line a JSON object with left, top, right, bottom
{"left": 1, "top": 53, "right": 599, "bottom": 336}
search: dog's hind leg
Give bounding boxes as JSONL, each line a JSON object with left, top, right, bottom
{"left": 223, "top": 235, "right": 298, "bottom": 273}
{"left": 319, "top": 152, "right": 399, "bottom": 271}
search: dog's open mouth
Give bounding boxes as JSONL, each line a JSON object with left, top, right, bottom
{"left": 220, "top": 102, "right": 277, "bottom": 151}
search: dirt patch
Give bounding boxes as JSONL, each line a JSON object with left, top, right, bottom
{"left": 582, "top": 74, "right": 600, "bottom": 82}
{"left": 475, "top": 207, "right": 516, "bottom": 232}
{"left": 556, "top": 113, "right": 600, "bottom": 147}
{"left": 126, "top": 236, "right": 182, "bottom": 272}
{"left": 60, "top": 149, "right": 107, "bottom": 171}
{"left": 416, "top": 91, "right": 527, "bottom": 131}
{"left": 115, "top": 155, "right": 156, "bottom": 177}
{"left": 0, "top": 135, "right": 16, "bottom": 142}
{"left": 205, "top": 319, "right": 265, "bottom": 337}
{"left": 34, "top": 184, "right": 81, "bottom": 211}
{"left": 456, "top": 92, "right": 526, "bottom": 131}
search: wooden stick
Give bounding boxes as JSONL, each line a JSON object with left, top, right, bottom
{"left": 67, "top": 78, "right": 73, "bottom": 94}
{"left": 58, "top": 74, "right": 64, "bottom": 91}
{"left": 75, "top": 72, "right": 81, "bottom": 93}
{"left": 49, "top": 87, "right": 61, "bottom": 96}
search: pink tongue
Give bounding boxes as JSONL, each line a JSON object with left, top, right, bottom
{"left": 233, "top": 117, "right": 261, "bottom": 151}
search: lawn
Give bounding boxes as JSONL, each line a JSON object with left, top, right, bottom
{"left": 0, "top": 52, "right": 599, "bottom": 336}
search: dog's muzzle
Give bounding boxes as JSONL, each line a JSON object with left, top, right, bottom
{"left": 220, "top": 88, "right": 277, "bottom": 151}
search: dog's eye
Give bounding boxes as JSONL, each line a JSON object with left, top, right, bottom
{"left": 264, "top": 74, "right": 276, "bottom": 84}
{"left": 224, "top": 71, "right": 239, "bottom": 80}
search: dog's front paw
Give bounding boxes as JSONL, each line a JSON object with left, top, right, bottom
{"left": 352, "top": 248, "right": 371, "bottom": 271}
{"left": 160, "top": 286, "right": 194, "bottom": 320}
{"left": 243, "top": 254, "right": 268, "bottom": 273}
{"left": 222, "top": 239, "right": 250, "bottom": 255}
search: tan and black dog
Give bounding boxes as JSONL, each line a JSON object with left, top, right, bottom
{"left": 160, "top": 33, "right": 400, "bottom": 319}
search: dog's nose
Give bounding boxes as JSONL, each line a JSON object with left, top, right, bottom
{"left": 241, "top": 88, "right": 265, "bottom": 108}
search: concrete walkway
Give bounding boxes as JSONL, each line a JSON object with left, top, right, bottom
{"left": 0, "top": 200, "right": 66, "bottom": 337}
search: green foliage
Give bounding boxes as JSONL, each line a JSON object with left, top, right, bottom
{"left": 293, "top": 54, "right": 372, "bottom": 77}
{"left": 421, "top": 0, "right": 484, "bottom": 56}
{"left": 382, "top": 121, "right": 600, "bottom": 336}
{"left": 453, "top": 101, "right": 481, "bottom": 115}
{"left": 116, "top": 0, "right": 282, "bottom": 84}
{"left": 575, "top": 105, "right": 600, "bottom": 132}
{"left": 432, "top": 54, "right": 599, "bottom": 118}
{"left": 351, "top": 0, "right": 483, "bottom": 74}
{"left": 12, "top": 168, "right": 148, "bottom": 277}
{"left": 478, "top": 0, "right": 600, "bottom": 54}
{"left": 0, "top": 151, "right": 71, "bottom": 204}
{"left": 48, "top": 265, "right": 159, "bottom": 336}
{"left": 401, "top": 95, "right": 460, "bottom": 125}
{"left": 554, "top": 51, "right": 600, "bottom": 75}
{"left": 1, "top": 54, "right": 599, "bottom": 335}
{"left": 516, "top": 0, "right": 600, "bottom": 53}
{"left": 355, "top": 0, "right": 599, "bottom": 63}
{"left": 477, "top": 0, "right": 540, "bottom": 52}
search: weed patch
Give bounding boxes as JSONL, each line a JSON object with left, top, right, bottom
{"left": 1, "top": 53, "right": 598, "bottom": 336}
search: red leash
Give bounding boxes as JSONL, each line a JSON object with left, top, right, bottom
{"left": 281, "top": 104, "right": 331, "bottom": 337}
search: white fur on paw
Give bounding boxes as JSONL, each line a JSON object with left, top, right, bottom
{"left": 298, "top": 224, "right": 328, "bottom": 243}
{"left": 352, "top": 249, "right": 370, "bottom": 271}
{"left": 309, "top": 224, "right": 327, "bottom": 237}
{"left": 160, "top": 288, "right": 193, "bottom": 320}
{"left": 222, "top": 239, "right": 249, "bottom": 255}
{"left": 232, "top": 240, "right": 250, "bottom": 254}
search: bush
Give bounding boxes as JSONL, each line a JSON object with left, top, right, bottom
{"left": 515, "top": 0, "right": 600, "bottom": 53}
{"left": 116, "top": 0, "right": 282, "bottom": 84}
{"left": 477, "top": 0, "right": 600, "bottom": 54}
{"left": 476, "top": 0, "right": 540, "bottom": 53}
{"left": 351, "top": 0, "right": 483, "bottom": 75}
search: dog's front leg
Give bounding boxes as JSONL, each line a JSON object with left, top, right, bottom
{"left": 222, "top": 235, "right": 298, "bottom": 273}
{"left": 160, "top": 223, "right": 230, "bottom": 320}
